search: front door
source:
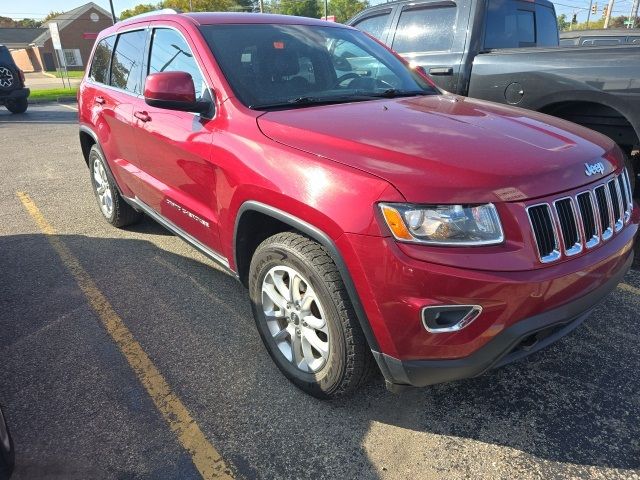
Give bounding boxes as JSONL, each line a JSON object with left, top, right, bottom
{"left": 132, "top": 24, "right": 222, "bottom": 255}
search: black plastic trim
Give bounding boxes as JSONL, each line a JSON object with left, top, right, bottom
{"left": 380, "top": 250, "right": 633, "bottom": 388}
{"left": 234, "top": 201, "right": 381, "bottom": 352}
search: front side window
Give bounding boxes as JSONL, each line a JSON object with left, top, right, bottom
{"left": 199, "top": 24, "right": 437, "bottom": 110}
{"left": 89, "top": 36, "right": 115, "bottom": 84}
{"left": 353, "top": 11, "right": 391, "bottom": 41}
{"left": 148, "top": 28, "right": 207, "bottom": 101}
{"left": 392, "top": 6, "right": 457, "bottom": 53}
{"left": 110, "top": 30, "right": 146, "bottom": 93}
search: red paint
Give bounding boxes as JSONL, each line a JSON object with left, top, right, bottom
{"left": 79, "top": 13, "right": 638, "bottom": 367}
{"left": 143, "top": 72, "right": 197, "bottom": 103}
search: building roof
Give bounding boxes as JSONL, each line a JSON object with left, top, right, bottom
{"left": 0, "top": 27, "right": 45, "bottom": 48}
{"left": 32, "top": 2, "right": 113, "bottom": 46}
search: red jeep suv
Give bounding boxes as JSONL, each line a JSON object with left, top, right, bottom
{"left": 78, "top": 11, "right": 638, "bottom": 398}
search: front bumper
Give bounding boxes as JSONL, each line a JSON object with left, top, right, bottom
{"left": 373, "top": 250, "right": 632, "bottom": 388}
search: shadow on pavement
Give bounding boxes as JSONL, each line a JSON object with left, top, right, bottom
{"left": 0, "top": 107, "right": 76, "bottom": 125}
{"left": 0, "top": 231, "right": 638, "bottom": 478}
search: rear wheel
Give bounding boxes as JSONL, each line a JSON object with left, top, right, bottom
{"left": 249, "top": 232, "right": 375, "bottom": 399}
{"left": 6, "top": 97, "right": 27, "bottom": 114}
{"left": 89, "top": 145, "right": 140, "bottom": 228}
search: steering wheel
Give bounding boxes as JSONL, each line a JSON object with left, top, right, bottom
{"left": 332, "top": 73, "right": 362, "bottom": 89}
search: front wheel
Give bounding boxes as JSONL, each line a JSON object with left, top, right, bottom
{"left": 6, "top": 97, "right": 27, "bottom": 114}
{"left": 249, "top": 232, "right": 375, "bottom": 399}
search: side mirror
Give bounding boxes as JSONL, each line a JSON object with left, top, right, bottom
{"left": 144, "top": 71, "right": 211, "bottom": 114}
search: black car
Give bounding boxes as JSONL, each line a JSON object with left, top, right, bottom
{"left": 0, "top": 44, "right": 29, "bottom": 114}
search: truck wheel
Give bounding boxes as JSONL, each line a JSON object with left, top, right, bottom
{"left": 89, "top": 145, "right": 140, "bottom": 228}
{"left": 6, "top": 97, "right": 27, "bottom": 114}
{"left": 249, "top": 232, "right": 374, "bottom": 399}
{"left": 0, "top": 406, "right": 14, "bottom": 479}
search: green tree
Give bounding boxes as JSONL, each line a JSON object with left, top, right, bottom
{"left": 120, "top": 3, "right": 160, "bottom": 20}
{"left": 161, "top": 0, "right": 242, "bottom": 12}
{"left": 277, "top": 0, "right": 320, "bottom": 18}
{"left": 557, "top": 14, "right": 570, "bottom": 32}
{"left": 43, "top": 11, "right": 64, "bottom": 22}
{"left": 327, "top": 0, "right": 368, "bottom": 23}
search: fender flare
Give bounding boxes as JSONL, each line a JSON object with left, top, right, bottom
{"left": 233, "top": 200, "right": 381, "bottom": 353}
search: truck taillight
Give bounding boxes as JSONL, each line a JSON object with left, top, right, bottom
{"left": 18, "top": 69, "right": 25, "bottom": 83}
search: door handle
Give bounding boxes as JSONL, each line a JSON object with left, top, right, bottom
{"left": 134, "top": 111, "right": 151, "bottom": 122}
{"left": 94, "top": 96, "right": 105, "bottom": 105}
{"left": 429, "top": 67, "right": 454, "bottom": 76}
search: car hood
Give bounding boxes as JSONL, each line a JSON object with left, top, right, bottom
{"left": 256, "top": 95, "right": 620, "bottom": 203}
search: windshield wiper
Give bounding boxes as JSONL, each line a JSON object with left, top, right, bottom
{"left": 251, "top": 95, "right": 373, "bottom": 110}
{"left": 354, "top": 89, "right": 432, "bottom": 99}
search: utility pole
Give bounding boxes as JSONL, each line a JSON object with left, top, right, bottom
{"left": 603, "top": 0, "right": 615, "bottom": 28}
{"left": 108, "top": 0, "right": 116, "bottom": 24}
{"left": 259, "top": 0, "right": 264, "bottom": 13}
{"left": 586, "top": 0, "right": 593, "bottom": 28}
{"left": 324, "top": 0, "right": 328, "bottom": 20}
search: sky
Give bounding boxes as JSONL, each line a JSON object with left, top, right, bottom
{"left": 1, "top": 0, "right": 637, "bottom": 25}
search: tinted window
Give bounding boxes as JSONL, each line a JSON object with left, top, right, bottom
{"left": 485, "top": 0, "right": 557, "bottom": 49}
{"left": 535, "top": 5, "right": 559, "bottom": 46}
{"left": 110, "top": 30, "right": 146, "bottom": 93}
{"left": 392, "top": 6, "right": 457, "bottom": 53}
{"left": 353, "top": 12, "right": 390, "bottom": 40}
{"left": 89, "top": 36, "right": 115, "bottom": 84}
{"left": 199, "top": 24, "right": 437, "bottom": 109}
{"left": 149, "top": 28, "right": 207, "bottom": 102}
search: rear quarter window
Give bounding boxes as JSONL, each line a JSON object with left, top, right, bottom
{"left": 89, "top": 36, "right": 115, "bottom": 84}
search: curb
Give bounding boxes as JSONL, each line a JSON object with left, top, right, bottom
{"left": 28, "top": 96, "right": 77, "bottom": 104}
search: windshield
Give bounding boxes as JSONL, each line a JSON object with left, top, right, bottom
{"left": 199, "top": 24, "right": 438, "bottom": 109}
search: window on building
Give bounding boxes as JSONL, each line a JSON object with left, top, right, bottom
{"left": 61, "top": 49, "right": 82, "bottom": 67}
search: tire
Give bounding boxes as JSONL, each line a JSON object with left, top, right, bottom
{"left": 249, "top": 232, "right": 375, "bottom": 399}
{"left": 88, "top": 145, "right": 140, "bottom": 228}
{"left": 6, "top": 97, "right": 27, "bottom": 114}
{"left": 0, "top": 406, "right": 14, "bottom": 480}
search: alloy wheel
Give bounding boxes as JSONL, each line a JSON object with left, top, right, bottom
{"left": 93, "top": 158, "right": 113, "bottom": 218}
{"left": 261, "top": 265, "right": 330, "bottom": 373}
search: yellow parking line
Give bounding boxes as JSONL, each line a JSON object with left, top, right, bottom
{"left": 59, "top": 103, "right": 78, "bottom": 111}
{"left": 16, "top": 192, "right": 234, "bottom": 480}
{"left": 618, "top": 283, "right": 640, "bottom": 296}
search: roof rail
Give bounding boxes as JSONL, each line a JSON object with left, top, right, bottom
{"left": 123, "top": 8, "right": 181, "bottom": 21}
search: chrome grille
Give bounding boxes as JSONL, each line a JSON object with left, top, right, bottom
{"left": 527, "top": 170, "right": 632, "bottom": 263}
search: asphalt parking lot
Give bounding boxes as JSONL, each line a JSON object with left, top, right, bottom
{"left": 0, "top": 103, "right": 639, "bottom": 479}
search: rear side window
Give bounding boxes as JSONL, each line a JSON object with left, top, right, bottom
{"left": 110, "top": 30, "right": 146, "bottom": 93}
{"left": 392, "top": 6, "right": 457, "bottom": 53}
{"left": 485, "top": 0, "right": 558, "bottom": 49}
{"left": 148, "top": 28, "right": 208, "bottom": 102}
{"left": 353, "top": 11, "right": 391, "bottom": 41}
{"left": 89, "top": 36, "right": 115, "bottom": 84}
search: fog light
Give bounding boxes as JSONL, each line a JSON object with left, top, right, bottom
{"left": 421, "top": 305, "right": 482, "bottom": 333}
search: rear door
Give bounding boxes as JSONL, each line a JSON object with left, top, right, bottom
{"left": 83, "top": 29, "right": 148, "bottom": 195}
{"left": 387, "top": 1, "right": 468, "bottom": 93}
{"left": 132, "top": 24, "right": 222, "bottom": 254}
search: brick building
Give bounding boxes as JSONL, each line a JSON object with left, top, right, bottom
{"left": 0, "top": 2, "right": 113, "bottom": 72}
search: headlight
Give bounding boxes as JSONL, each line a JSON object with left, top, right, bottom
{"left": 379, "top": 203, "right": 504, "bottom": 246}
